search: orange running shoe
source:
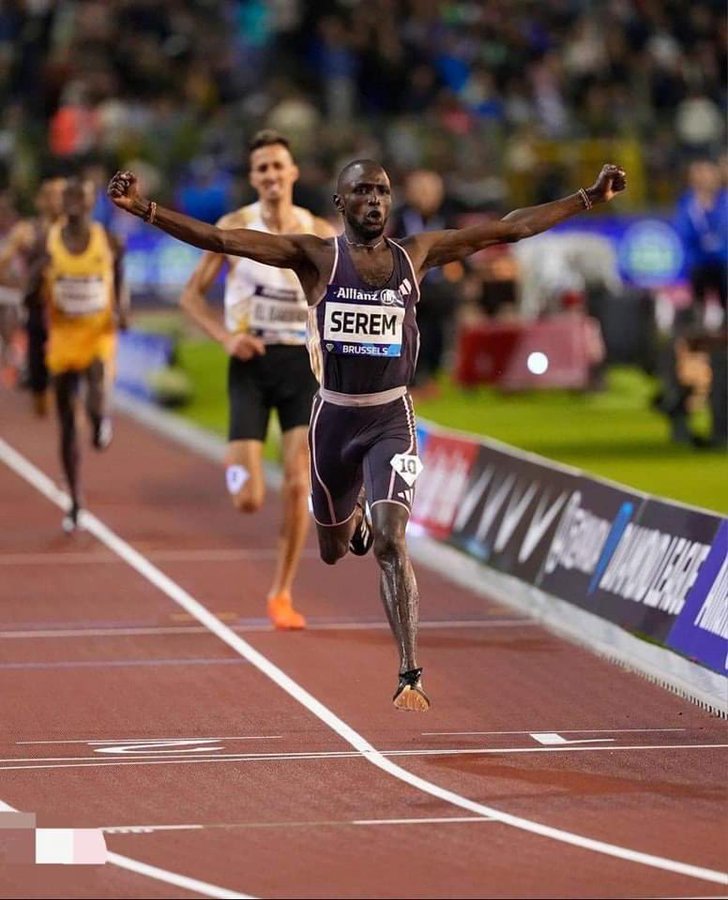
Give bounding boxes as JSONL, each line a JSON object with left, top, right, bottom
{"left": 267, "top": 591, "right": 306, "bottom": 630}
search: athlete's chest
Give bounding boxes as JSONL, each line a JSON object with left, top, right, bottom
{"left": 345, "top": 247, "right": 396, "bottom": 288}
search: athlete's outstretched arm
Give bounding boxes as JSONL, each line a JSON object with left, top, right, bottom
{"left": 107, "top": 171, "right": 324, "bottom": 278}
{"left": 108, "top": 232, "right": 129, "bottom": 330}
{"left": 405, "top": 164, "right": 627, "bottom": 274}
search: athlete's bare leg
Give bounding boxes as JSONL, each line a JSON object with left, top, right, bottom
{"left": 225, "top": 439, "right": 266, "bottom": 513}
{"left": 370, "top": 504, "right": 419, "bottom": 666}
{"left": 374, "top": 503, "right": 429, "bottom": 710}
{"left": 0, "top": 305, "right": 20, "bottom": 384}
{"left": 316, "top": 498, "right": 429, "bottom": 709}
{"left": 54, "top": 370, "right": 83, "bottom": 530}
{"left": 85, "top": 358, "right": 112, "bottom": 449}
{"left": 27, "top": 317, "right": 49, "bottom": 417}
{"left": 226, "top": 437, "right": 305, "bottom": 629}
{"left": 270, "top": 425, "right": 310, "bottom": 597}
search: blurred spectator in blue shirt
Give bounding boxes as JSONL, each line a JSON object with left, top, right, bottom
{"left": 674, "top": 158, "right": 727, "bottom": 319}
{"left": 175, "top": 157, "right": 234, "bottom": 225}
{"left": 657, "top": 158, "right": 727, "bottom": 448}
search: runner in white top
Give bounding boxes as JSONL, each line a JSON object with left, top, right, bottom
{"left": 181, "top": 130, "right": 336, "bottom": 630}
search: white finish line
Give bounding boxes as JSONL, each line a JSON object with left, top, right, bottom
{"left": 1, "top": 742, "right": 726, "bottom": 772}
{"left": 1, "top": 435, "right": 727, "bottom": 890}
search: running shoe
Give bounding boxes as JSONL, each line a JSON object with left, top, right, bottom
{"left": 267, "top": 591, "right": 306, "bottom": 630}
{"left": 62, "top": 503, "right": 81, "bottom": 535}
{"left": 92, "top": 417, "right": 113, "bottom": 450}
{"left": 348, "top": 495, "right": 373, "bottom": 556}
{"left": 393, "top": 667, "right": 431, "bottom": 711}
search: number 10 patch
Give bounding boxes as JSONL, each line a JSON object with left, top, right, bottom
{"left": 390, "top": 452, "right": 423, "bottom": 487}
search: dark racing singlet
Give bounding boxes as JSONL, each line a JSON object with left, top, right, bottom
{"left": 307, "top": 236, "right": 421, "bottom": 396}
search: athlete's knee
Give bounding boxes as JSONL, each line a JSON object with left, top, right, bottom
{"left": 373, "top": 523, "right": 407, "bottom": 565}
{"left": 318, "top": 533, "right": 347, "bottom": 566}
{"left": 226, "top": 464, "right": 263, "bottom": 513}
{"left": 231, "top": 488, "right": 263, "bottom": 514}
{"left": 319, "top": 543, "right": 345, "bottom": 565}
{"left": 283, "top": 472, "right": 309, "bottom": 508}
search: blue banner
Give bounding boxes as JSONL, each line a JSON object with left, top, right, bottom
{"left": 666, "top": 521, "right": 728, "bottom": 675}
{"left": 553, "top": 215, "right": 686, "bottom": 288}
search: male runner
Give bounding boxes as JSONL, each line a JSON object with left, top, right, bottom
{"left": 180, "top": 131, "right": 335, "bottom": 630}
{"left": 108, "top": 160, "right": 627, "bottom": 710}
{"left": 29, "top": 176, "right": 127, "bottom": 531}
{"left": 0, "top": 174, "right": 66, "bottom": 414}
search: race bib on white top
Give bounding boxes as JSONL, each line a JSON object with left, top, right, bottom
{"left": 249, "top": 288, "right": 308, "bottom": 335}
{"left": 323, "top": 301, "right": 404, "bottom": 357}
{"left": 53, "top": 276, "right": 106, "bottom": 316}
{"left": 222, "top": 203, "right": 312, "bottom": 345}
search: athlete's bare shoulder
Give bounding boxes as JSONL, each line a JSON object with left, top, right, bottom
{"left": 312, "top": 215, "right": 338, "bottom": 239}
{"left": 216, "top": 205, "right": 256, "bottom": 230}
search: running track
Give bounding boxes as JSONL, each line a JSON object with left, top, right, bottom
{"left": 0, "top": 385, "right": 726, "bottom": 899}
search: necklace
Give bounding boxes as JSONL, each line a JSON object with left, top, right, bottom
{"left": 344, "top": 236, "right": 384, "bottom": 251}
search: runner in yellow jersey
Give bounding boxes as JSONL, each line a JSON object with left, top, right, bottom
{"left": 29, "top": 176, "right": 127, "bottom": 532}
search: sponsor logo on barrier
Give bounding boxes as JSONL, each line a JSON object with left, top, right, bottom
{"left": 539, "top": 477, "right": 646, "bottom": 618}
{"left": 595, "top": 523, "right": 710, "bottom": 615}
{"left": 666, "top": 520, "right": 728, "bottom": 674}
{"left": 445, "top": 444, "right": 578, "bottom": 583}
{"left": 411, "top": 433, "right": 479, "bottom": 540}
{"left": 543, "top": 492, "right": 633, "bottom": 582}
{"left": 587, "top": 498, "right": 721, "bottom": 642}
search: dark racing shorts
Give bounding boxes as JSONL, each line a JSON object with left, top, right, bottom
{"left": 308, "top": 392, "right": 420, "bottom": 526}
{"left": 228, "top": 344, "right": 318, "bottom": 442}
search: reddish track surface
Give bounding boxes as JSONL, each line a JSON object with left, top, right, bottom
{"left": 0, "top": 384, "right": 726, "bottom": 900}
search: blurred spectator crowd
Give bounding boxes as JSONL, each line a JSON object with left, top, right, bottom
{"left": 0, "top": 0, "right": 725, "bottom": 218}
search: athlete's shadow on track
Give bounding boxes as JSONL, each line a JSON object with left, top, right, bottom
{"left": 425, "top": 758, "right": 726, "bottom": 802}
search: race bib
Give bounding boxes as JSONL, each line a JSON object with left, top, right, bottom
{"left": 250, "top": 297, "right": 307, "bottom": 336}
{"left": 53, "top": 276, "right": 106, "bottom": 316}
{"left": 390, "top": 452, "right": 423, "bottom": 487}
{"left": 323, "top": 301, "right": 404, "bottom": 357}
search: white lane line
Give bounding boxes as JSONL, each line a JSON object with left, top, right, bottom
{"left": 423, "top": 729, "right": 688, "bottom": 736}
{"left": 354, "top": 816, "right": 494, "bottom": 826}
{"left": 104, "top": 824, "right": 204, "bottom": 834}
{"left": 0, "top": 743, "right": 726, "bottom": 771}
{"left": 0, "top": 797, "right": 250, "bottom": 899}
{"left": 107, "top": 852, "right": 252, "bottom": 899}
{"left": 18, "top": 736, "right": 282, "bottom": 746}
{"left": 0, "top": 618, "right": 533, "bottom": 640}
{"left": 0, "top": 548, "right": 318, "bottom": 565}
{"left": 2, "top": 436, "right": 726, "bottom": 888}
{"left": 100, "top": 816, "right": 495, "bottom": 833}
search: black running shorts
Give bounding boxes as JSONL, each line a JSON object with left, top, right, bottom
{"left": 308, "top": 392, "right": 419, "bottom": 526}
{"left": 228, "top": 345, "right": 318, "bottom": 442}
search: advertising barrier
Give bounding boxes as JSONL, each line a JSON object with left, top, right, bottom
{"left": 412, "top": 419, "right": 727, "bottom": 681}
{"left": 539, "top": 478, "right": 647, "bottom": 617}
{"left": 446, "top": 443, "right": 578, "bottom": 584}
{"left": 115, "top": 330, "right": 174, "bottom": 401}
{"left": 666, "top": 520, "right": 728, "bottom": 676}
{"left": 587, "top": 497, "right": 721, "bottom": 643}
